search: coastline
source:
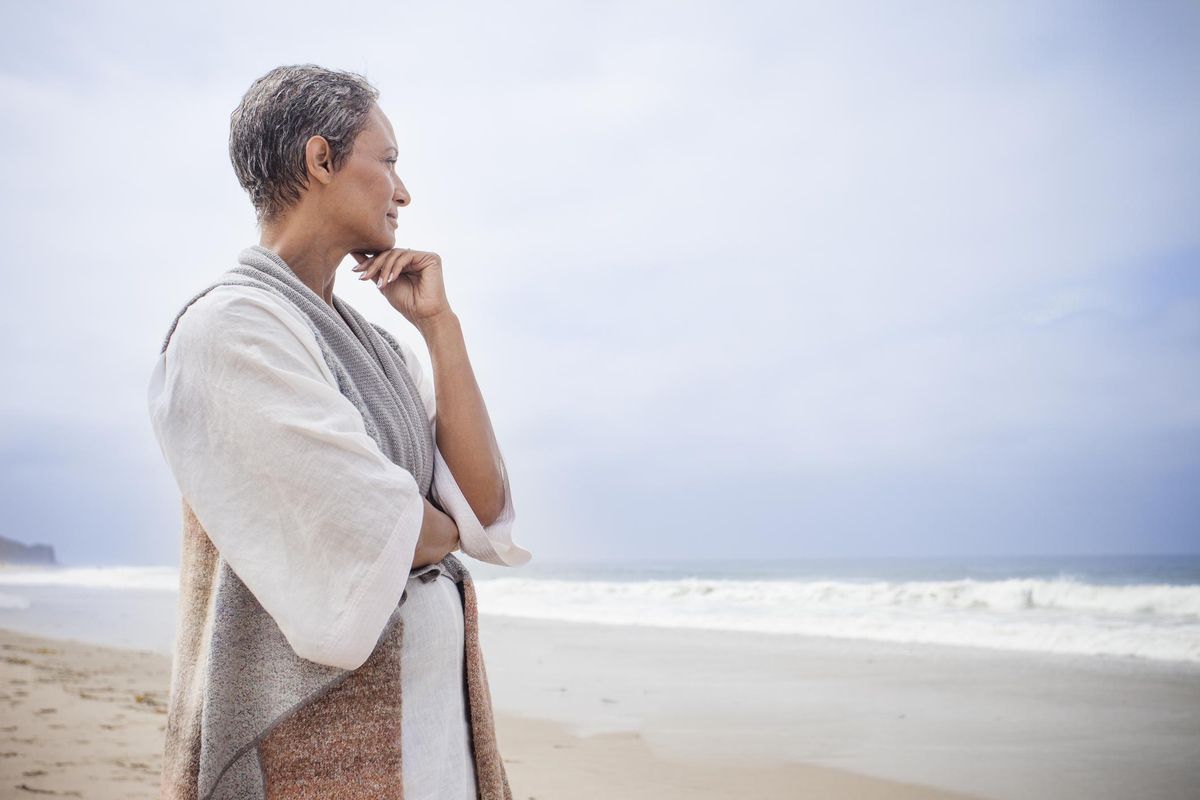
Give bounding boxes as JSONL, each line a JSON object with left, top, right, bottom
{"left": 0, "top": 625, "right": 991, "bottom": 799}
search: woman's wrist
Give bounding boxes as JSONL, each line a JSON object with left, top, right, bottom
{"left": 415, "top": 308, "right": 461, "bottom": 341}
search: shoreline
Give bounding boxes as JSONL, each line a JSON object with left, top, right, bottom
{"left": 1, "top": 625, "right": 987, "bottom": 799}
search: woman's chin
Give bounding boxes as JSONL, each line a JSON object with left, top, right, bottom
{"left": 358, "top": 231, "right": 396, "bottom": 255}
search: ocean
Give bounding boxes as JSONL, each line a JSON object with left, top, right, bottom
{"left": 2, "top": 554, "right": 1198, "bottom": 665}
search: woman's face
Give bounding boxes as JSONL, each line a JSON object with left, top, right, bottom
{"left": 328, "top": 102, "right": 410, "bottom": 255}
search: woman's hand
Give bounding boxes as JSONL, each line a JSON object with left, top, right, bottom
{"left": 411, "top": 496, "right": 462, "bottom": 568}
{"left": 350, "top": 248, "right": 452, "bottom": 327}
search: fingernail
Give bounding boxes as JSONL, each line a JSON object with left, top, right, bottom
{"left": 376, "top": 276, "right": 384, "bottom": 287}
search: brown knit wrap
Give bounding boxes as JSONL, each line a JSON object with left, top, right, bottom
{"left": 256, "top": 611, "right": 405, "bottom": 800}
{"left": 159, "top": 498, "right": 217, "bottom": 800}
{"left": 156, "top": 249, "right": 514, "bottom": 798}
{"left": 461, "top": 568, "right": 513, "bottom": 800}
{"left": 159, "top": 499, "right": 513, "bottom": 799}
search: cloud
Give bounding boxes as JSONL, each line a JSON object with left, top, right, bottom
{"left": 2, "top": 0, "right": 1197, "bottom": 561}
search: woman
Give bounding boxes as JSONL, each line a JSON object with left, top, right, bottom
{"left": 147, "top": 64, "right": 532, "bottom": 800}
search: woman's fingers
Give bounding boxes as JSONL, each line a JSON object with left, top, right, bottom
{"left": 351, "top": 249, "right": 422, "bottom": 287}
{"left": 376, "top": 251, "right": 403, "bottom": 286}
{"left": 375, "top": 250, "right": 417, "bottom": 287}
{"left": 351, "top": 252, "right": 376, "bottom": 278}
{"left": 379, "top": 252, "right": 400, "bottom": 285}
{"left": 354, "top": 252, "right": 389, "bottom": 283}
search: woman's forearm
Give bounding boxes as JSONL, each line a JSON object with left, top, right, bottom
{"left": 416, "top": 309, "right": 506, "bottom": 526}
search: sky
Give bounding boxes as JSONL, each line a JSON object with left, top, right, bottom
{"left": 1, "top": 0, "right": 1197, "bottom": 567}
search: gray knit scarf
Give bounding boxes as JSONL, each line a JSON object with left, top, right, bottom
{"left": 161, "top": 243, "right": 436, "bottom": 493}
{"left": 159, "top": 243, "right": 468, "bottom": 800}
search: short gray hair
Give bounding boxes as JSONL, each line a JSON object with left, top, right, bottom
{"left": 228, "top": 64, "right": 380, "bottom": 226}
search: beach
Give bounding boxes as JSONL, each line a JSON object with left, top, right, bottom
{"left": 3, "top": 615, "right": 1198, "bottom": 799}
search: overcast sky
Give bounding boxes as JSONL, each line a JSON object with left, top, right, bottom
{"left": 2, "top": 0, "right": 1197, "bottom": 566}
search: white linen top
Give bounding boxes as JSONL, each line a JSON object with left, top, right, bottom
{"left": 146, "top": 282, "right": 531, "bottom": 800}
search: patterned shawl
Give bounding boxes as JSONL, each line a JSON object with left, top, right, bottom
{"left": 156, "top": 244, "right": 512, "bottom": 800}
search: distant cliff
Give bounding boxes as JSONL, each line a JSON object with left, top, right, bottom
{"left": 0, "top": 534, "right": 58, "bottom": 566}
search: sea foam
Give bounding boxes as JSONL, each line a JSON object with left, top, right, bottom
{"left": 471, "top": 576, "right": 1200, "bottom": 664}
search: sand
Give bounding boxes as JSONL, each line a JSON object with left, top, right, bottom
{"left": 3, "top": 619, "right": 1199, "bottom": 799}
{"left": 478, "top": 616, "right": 1200, "bottom": 800}
{"left": 0, "top": 626, "right": 986, "bottom": 799}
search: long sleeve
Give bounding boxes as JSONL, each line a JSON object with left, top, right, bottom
{"left": 388, "top": 334, "right": 532, "bottom": 568}
{"left": 147, "top": 285, "right": 424, "bottom": 671}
